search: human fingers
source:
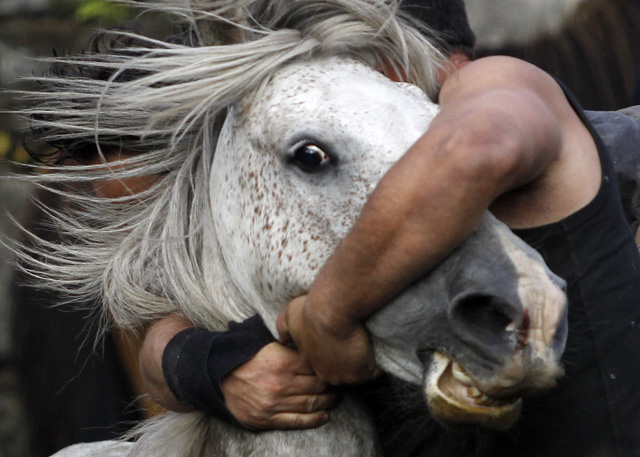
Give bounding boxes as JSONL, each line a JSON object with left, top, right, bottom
{"left": 261, "top": 411, "right": 330, "bottom": 430}
{"left": 269, "top": 392, "right": 338, "bottom": 414}
{"left": 227, "top": 393, "right": 334, "bottom": 430}
{"left": 284, "top": 374, "right": 331, "bottom": 395}
{"left": 225, "top": 388, "right": 336, "bottom": 428}
{"left": 277, "top": 297, "right": 302, "bottom": 345}
{"left": 278, "top": 295, "right": 380, "bottom": 385}
{"left": 265, "top": 339, "right": 316, "bottom": 375}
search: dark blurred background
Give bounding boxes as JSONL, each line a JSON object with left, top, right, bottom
{"left": 0, "top": 3, "right": 172, "bottom": 456}
{"left": 2, "top": 1, "right": 640, "bottom": 456}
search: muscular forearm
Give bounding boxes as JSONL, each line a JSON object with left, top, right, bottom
{"left": 306, "top": 134, "right": 490, "bottom": 325}
{"left": 306, "top": 57, "right": 564, "bottom": 326}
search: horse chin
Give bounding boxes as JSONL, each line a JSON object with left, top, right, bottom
{"left": 424, "top": 352, "right": 523, "bottom": 431}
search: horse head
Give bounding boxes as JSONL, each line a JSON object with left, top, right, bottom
{"left": 206, "top": 56, "right": 568, "bottom": 430}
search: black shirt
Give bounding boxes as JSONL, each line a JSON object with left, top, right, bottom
{"left": 373, "top": 92, "right": 640, "bottom": 457}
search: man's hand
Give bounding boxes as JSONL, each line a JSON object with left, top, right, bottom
{"left": 277, "top": 296, "right": 380, "bottom": 385}
{"left": 221, "top": 341, "right": 337, "bottom": 429}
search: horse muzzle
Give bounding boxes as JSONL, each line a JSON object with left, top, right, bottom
{"left": 422, "top": 280, "right": 568, "bottom": 430}
{"left": 368, "top": 212, "right": 569, "bottom": 430}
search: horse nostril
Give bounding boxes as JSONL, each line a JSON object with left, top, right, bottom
{"left": 449, "top": 294, "right": 521, "bottom": 357}
{"left": 453, "top": 294, "right": 513, "bottom": 332}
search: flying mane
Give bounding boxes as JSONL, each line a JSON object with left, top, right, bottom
{"left": 15, "top": 0, "right": 444, "bottom": 332}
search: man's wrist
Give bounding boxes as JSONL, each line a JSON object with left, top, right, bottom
{"left": 161, "top": 327, "right": 211, "bottom": 409}
{"left": 161, "top": 315, "right": 275, "bottom": 427}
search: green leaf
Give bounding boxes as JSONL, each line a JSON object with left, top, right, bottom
{"left": 75, "top": 1, "right": 133, "bottom": 23}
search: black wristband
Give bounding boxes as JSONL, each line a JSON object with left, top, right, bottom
{"left": 162, "top": 314, "right": 275, "bottom": 427}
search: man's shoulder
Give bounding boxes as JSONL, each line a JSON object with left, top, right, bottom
{"left": 586, "top": 107, "right": 640, "bottom": 226}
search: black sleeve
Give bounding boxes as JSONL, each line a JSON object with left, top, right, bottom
{"left": 400, "top": 0, "right": 476, "bottom": 53}
{"left": 162, "top": 314, "right": 275, "bottom": 427}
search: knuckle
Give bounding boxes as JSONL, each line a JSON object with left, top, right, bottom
{"left": 245, "top": 411, "right": 268, "bottom": 428}
{"left": 259, "top": 397, "right": 278, "bottom": 413}
{"left": 306, "top": 396, "right": 319, "bottom": 413}
{"left": 266, "top": 379, "right": 288, "bottom": 397}
{"left": 261, "top": 374, "right": 282, "bottom": 391}
{"left": 271, "top": 355, "right": 288, "bottom": 371}
{"left": 312, "top": 378, "right": 327, "bottom": 392}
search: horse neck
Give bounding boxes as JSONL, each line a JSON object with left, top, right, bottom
{"left": 198, "top": 225, "right": 279, "bottom": 335}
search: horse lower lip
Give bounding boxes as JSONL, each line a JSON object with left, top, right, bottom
{"left": 424, "top": 352, "right": 523, "bottom": 429}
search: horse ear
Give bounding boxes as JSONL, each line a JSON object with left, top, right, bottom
{"left": 190, "top": 0, "right": 246, "bottom": 45}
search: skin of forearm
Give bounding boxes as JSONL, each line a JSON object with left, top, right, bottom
{"left": 140, "top": 315, "right": 194, "bottom": 412}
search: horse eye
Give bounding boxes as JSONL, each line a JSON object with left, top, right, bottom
{"left": 293, "top": 144, "right": 331, "bottom": 172}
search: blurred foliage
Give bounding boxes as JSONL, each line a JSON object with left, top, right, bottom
{"left": 0, "top": 133, "right": 10, "bottom": 157}
{"left": 74, "top": 0, "right": 135, "bottom": 24}
{"left": 0, "top": 131, "right": 32, "bottom": 164}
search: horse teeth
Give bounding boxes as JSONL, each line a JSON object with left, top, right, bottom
{"left": 480, "top": 394, "right": 496, "bottom": 406}
{"left": 467, "top": 387, "right": 495, "bottom": 404}
{"left": 452, "top": 362, "right": 473, "bottom": 385}
{"left": 467, "top": 386, "right": 482, "bottom": 398}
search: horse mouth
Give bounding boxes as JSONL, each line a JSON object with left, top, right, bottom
{"left": 425, "top": 352, "right": 522, "bottom": 430}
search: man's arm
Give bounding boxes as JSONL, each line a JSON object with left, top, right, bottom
{"left": 140, "top": 315, "right": 337, "bottom": 428}
{"left": 140, "top": 315, "right": 194, "bottom": 412}
{"left": 278, "top": 56, "right": 597, "bottom": 385}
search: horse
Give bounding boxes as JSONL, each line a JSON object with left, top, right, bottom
{"left": 14, "top": 1, "right": 568, "bottom": 456}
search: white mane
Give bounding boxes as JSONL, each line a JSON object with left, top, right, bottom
{"left": 14, "top": 0, "right": 444, "bottom": 331}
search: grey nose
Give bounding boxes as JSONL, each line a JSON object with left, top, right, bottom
{"left": 448, "top": 293, "right": 523, "bottom": 362}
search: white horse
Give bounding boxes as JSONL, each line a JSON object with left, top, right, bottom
{"left": 16, "top": 1, "right": 567, "bottom": 456}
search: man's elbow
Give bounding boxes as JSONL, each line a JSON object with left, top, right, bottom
{"left": 438, "top": 120, "right": 536, "bottom": 197}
